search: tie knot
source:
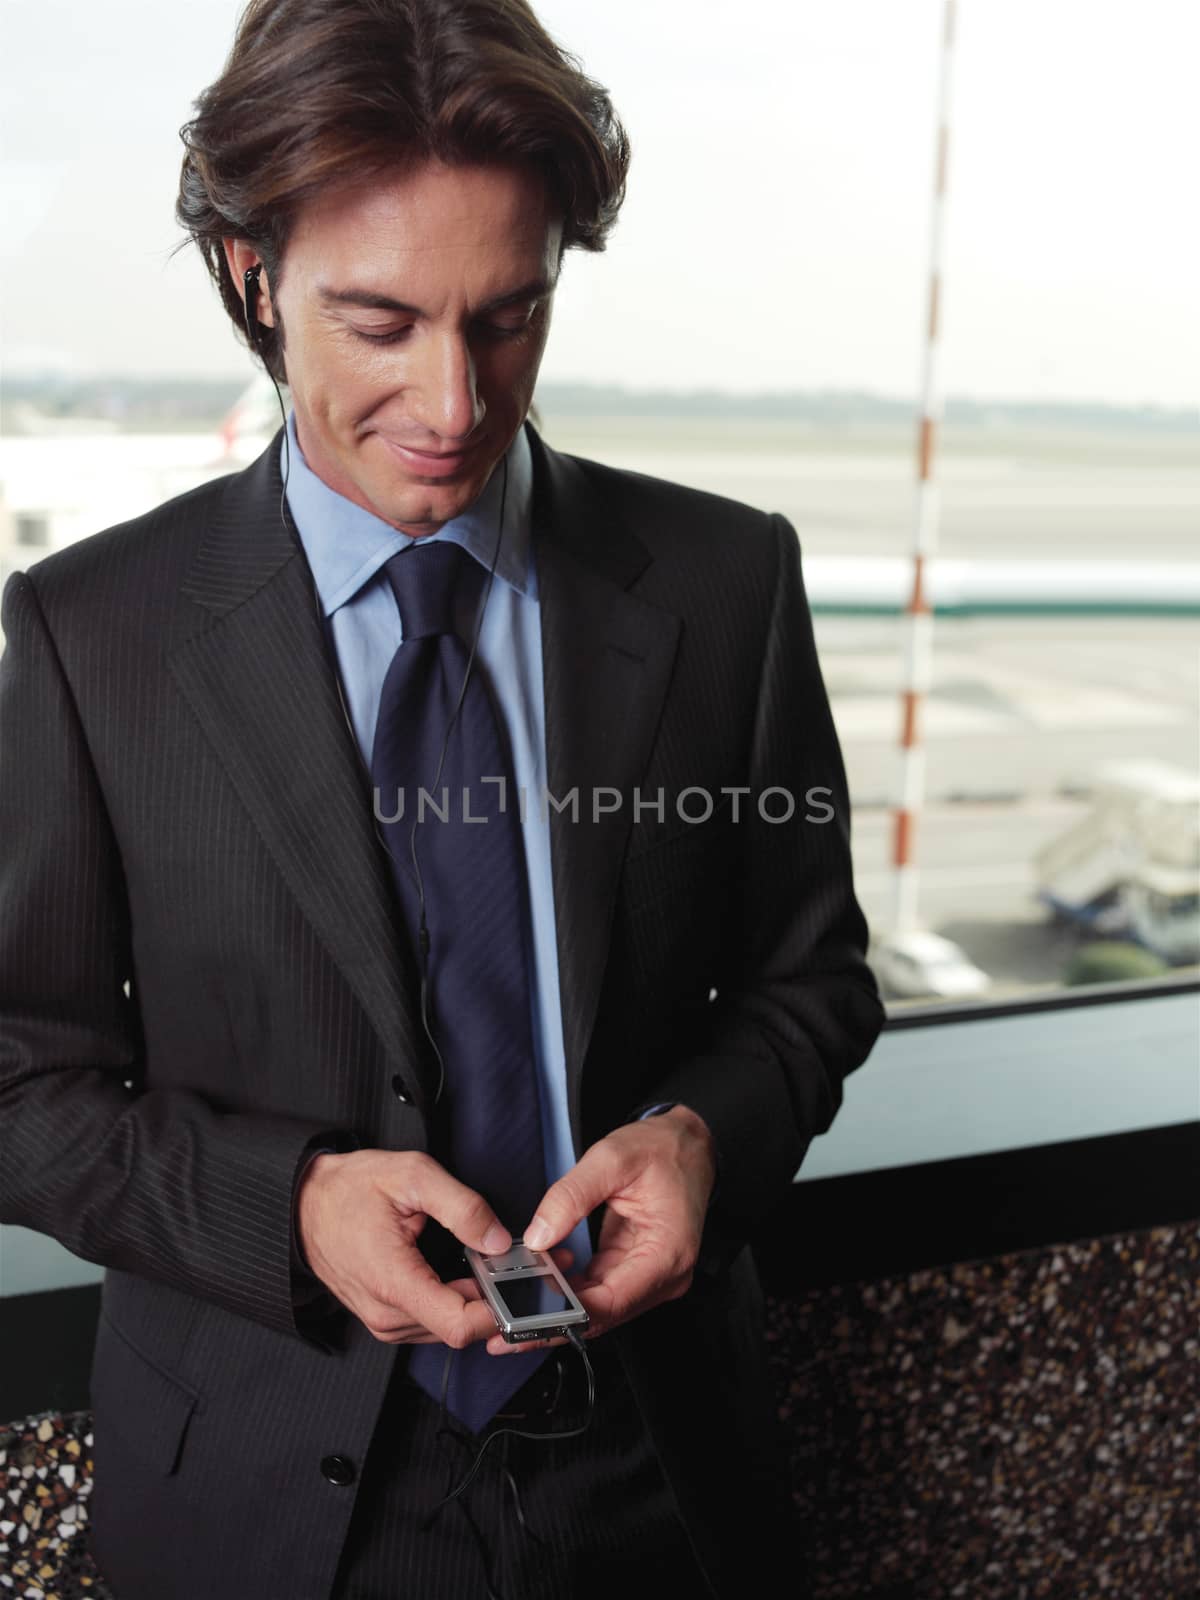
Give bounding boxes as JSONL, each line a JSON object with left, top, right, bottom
{"left": 382, "top": 540, "right": 484, "bottom": 641}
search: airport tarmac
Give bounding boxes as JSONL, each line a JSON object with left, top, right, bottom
{"left": 537, "top": 415, "right": 1199, "bottom": 1000}
{"left": 826, "top": 611, "right": 1197, "bottom": 999}
{"left": 851, "top": 798, "right": 1146, "bottom": 1001}
{"left": 817, "top": 612, "right": 1199, "bottom": 807}
{"left": 538, "top": 414, "right": 1200, "bottom": 561}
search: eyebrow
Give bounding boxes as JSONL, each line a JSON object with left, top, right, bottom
{"left": 316, "top": 276, "right": 556, "bottom": 317}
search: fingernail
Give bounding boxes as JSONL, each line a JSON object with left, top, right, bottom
{"left": 523, "top": 1217, "right": 549, "bottom": 1249}
{"left": 483, "top": 1224, "right": 509, "bottom": 1253}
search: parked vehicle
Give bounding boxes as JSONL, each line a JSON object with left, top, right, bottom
{"left": 872, "top": 929, "right": 991, "bottom": 1000}
{"left": 1034, "top": 760, "right": 1200, "bottom": 965}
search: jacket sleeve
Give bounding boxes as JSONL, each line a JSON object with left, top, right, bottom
{"left": 0, "top": 568, "right": 352, "bottom": 1346}
{"left": 635, "top": 514, "right": 886, "bottom": 1278}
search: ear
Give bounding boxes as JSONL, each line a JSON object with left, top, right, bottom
{"left": 221, "top": 237, "right": 277, "bottom": 329}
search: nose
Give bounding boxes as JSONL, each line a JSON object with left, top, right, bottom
{"left": 410, "top": 330, "right": 486, "bottom": 442}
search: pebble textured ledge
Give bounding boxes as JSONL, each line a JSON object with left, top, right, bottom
{"left": 3, "top": 1221, "right": 1195, "bottom": 1599}
{"left": 767, "top": 1220, "right": 1199, "bottom": 1599}
{"left": 0, "top": 1411, "right": 107, "bottom": 1599}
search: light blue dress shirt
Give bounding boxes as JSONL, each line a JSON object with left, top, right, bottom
{"left": 282, "top": 409, "right": 593, "bottom": 1277}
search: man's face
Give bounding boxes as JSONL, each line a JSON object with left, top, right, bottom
{"left": 232, "top": 160, "right": 562, "bottom": 536}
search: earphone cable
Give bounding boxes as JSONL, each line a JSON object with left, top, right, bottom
{"left": 424, "top": 1328, "right": 595, "bottom": 1530}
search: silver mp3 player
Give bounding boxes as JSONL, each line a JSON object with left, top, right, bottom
{"left": 464, "top": 1238, "right": 590, "bottom": 1343}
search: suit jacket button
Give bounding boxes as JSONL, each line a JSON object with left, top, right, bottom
{"left": 321, "top": 1454, "right": 356, "bottom": 1486}
{"left": 392, "top": 1075, "right": 412, "bottom": 1104}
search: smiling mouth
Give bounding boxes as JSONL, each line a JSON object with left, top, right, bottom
{"left": 375, "top": 434, "right": 479, "bottom": 478}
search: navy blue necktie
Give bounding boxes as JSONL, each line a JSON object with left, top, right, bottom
{"left": 370, "top": 539, "right": 550, "bottom": 1433}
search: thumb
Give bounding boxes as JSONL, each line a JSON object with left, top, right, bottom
{"left": 402, "top": 1157, "right": 512, "bottom": 1255}
{"left": 523, "top": 1145, "right": 619, "bottom": 1250}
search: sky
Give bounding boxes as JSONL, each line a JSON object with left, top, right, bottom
{"left": 2, "top": 0, "right": 1197, "bottom": 407}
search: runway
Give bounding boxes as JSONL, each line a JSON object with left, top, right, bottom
{"left": 537, "top": 413, "right": 1200, "bottom": 996}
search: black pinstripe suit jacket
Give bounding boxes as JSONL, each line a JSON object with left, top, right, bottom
{"left": 0, "top": 421, "right": 884, "bottom": 1598}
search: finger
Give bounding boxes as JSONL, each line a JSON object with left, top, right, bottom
{"left": 570, "top": 1244, "right": 625, "bottom": 1282}
{"left": 522, "top": 1145, "right": 628, "bottom": 1250}
{"left": 359, "top": 1306, "right": 480, "bottom": 1346}
{"left": 568, "top": 1251, "right": 668, "bottom": 1330}
{"left": 487, "top": 1330, "right": 571, "bottom": 1355}
{"left": 392, "top": 1156, "right": 511, "bottom": 1256}
{"left": 562, "top": 1247, "right": 626, "bottom": 1300}
{"left": 393, "top": 1250, "right": 502, "bottom": 1348}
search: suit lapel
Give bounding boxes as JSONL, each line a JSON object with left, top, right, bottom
{"left": 168, "top": 432, "right": 436, "bottom": 1110}
{"left": 166, "top": 424, "right": 681, "bottom": 1146}
{"left": 528, "top": 429, "right": 681, "bottom": 1150}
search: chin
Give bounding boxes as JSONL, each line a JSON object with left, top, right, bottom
{"left": 409, "top": 470, "right": 486, "bottom": 508}
{"left": 379, "top": 483, "right": 479, "bottom": 531}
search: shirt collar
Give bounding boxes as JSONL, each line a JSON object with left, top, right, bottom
{"left": 282, "top": 407, "right": 536, "bottom": 617}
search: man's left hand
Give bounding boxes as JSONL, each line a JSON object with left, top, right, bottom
{"left": 484, "top": 1103, "right": 717, "bottom": 1355}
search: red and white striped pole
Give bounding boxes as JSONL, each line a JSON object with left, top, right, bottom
{"left": 892, "top": 0, "right": 958, "bottom": 935}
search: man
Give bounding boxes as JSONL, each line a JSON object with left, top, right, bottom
{"left": 0, "top": 1, "right": 884, "bottom": 1596}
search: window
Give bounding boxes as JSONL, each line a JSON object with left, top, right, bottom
{"left": 4, "top": 0, "right": 1197, "bottom": 1009}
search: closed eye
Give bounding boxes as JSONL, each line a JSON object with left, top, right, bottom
{"left": 353, "top": 325, "right": 415, "bottom": 347}
{"left": 352, "top": 307, "right": 540, "bottom": 347}
{"left": 478, "top": 318, "right": 534, "bottom": 340}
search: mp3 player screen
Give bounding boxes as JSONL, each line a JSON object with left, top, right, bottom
{"left": 497, "top": 1277, "right": 573, "bottom": 1319}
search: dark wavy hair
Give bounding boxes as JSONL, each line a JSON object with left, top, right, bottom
{"left": 175, "top": 0, "right": 630, "bottom": 383}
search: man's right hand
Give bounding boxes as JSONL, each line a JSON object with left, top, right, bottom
{"left": 295, "top": 1148, "right": 571, "bottom": 1347}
